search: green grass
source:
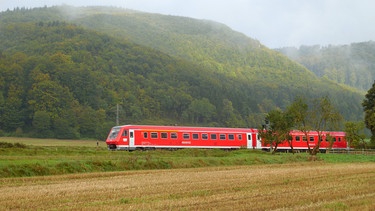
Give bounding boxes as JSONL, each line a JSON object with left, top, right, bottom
{"left": 0, "top": 138, "right": 374, "bottom": 178}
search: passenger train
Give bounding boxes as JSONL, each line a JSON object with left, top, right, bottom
{"left": 105, "top": 125, "right": 347, "bottom": 152}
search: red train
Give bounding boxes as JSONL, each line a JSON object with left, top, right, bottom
{"left": 105, "top": 125, "right": 348, "bottom": 152}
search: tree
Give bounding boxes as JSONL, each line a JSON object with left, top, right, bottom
{"left": 288, "top": 96, "right": 342, "bottom": 155}
{"left": 53, "top": 117, "right": 80, "bottom": 139}
{"left": 310, "top": 97, "right": 342, "bottom": 154}
{"left": 184, "top": 98, "right": 216, "bottom": 124}
{"left": 258, "top": 109, "right": 294, "bottom": 154}
{"left": 221, "top": 99, "right": 244, "bottom": 127}
{"left": 363, "top": 81, "right": 375, "bottom": 147}
{"left": 0, "top": 84, "right": 25, "bottom": 132}
{"left": 32, "top": 110, "right": 52, "bottom": 138}
{"left": 286, "top": 97, "right": 313, "bottom": 153}
{"left": 344, "top": 121, "right": 366, "bottom": 149}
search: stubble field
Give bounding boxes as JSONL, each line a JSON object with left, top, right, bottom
{"left": 1, "top": 162, "right": 374, "bottom": 210}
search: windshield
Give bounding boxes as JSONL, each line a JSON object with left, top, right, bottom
{"left": 108, "top": 127, "right": 121, "bottom": 139}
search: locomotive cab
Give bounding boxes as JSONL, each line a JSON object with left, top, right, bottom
{"left": 106, "top": 126, "right": 130, "bottom": 150}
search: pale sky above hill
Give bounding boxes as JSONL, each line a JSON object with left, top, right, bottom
{"left": 1, "top": 0, "right": 374, "bottom": 48}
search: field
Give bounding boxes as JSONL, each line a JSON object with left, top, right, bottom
{"left": 0, "top": 138, "right": 374, "bottom": 210}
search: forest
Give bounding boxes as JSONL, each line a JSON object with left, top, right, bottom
{"left": 0, "top": 6, "right": 367, "bottom": 139}
{"left": 277, "top": 42, "right": 375, "bottom": 91}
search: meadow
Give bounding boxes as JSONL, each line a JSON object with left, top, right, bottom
{"left": 0, "top": 138, "right": 374, "bottom": 210}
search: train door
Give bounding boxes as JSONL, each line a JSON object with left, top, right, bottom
{"left": 247, "top": 133, "right": 253, "bottom": 149}
{"left": 255, "top": 132, "right": 262, "bottom": 149}
{"left": 129, "top": 129, "right": 135, "bottom": 149}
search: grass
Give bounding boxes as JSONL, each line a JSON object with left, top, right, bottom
{"left": 0, "top": 137, "right": 374, "bottom": 210}
{"left": 0, "top": 137, "right": 101, "bottom": 147}
{"left": 0, "top": 138, "right": 374, "bottom": 178}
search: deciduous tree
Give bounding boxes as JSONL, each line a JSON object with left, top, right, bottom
{"left": 344, "top": 121, "right": 366, "bottom": 149}
{"left": 288, "top": 96, "right": 342, "bottom": 155}
{"left": 259, "top": 109, "right": 294, "bottom": 154}
{"left": 363, "top": 81, "right": 375, "bottom": 147}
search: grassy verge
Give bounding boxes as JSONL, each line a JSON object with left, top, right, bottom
{"left": 0, "top": 138, "right": 374, "bottom": 178}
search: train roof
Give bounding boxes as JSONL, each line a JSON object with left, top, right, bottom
{"left": 290, "top": 130, "right": 345, "bottom": 136}
{"left": 113, "top": 125, "right": 258, "bottom": 132}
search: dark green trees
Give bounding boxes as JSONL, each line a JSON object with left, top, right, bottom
{"left": 362, "top": 81, "right": 375, "bottom": 147}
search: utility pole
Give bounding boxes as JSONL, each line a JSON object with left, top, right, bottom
{"left": 116, "top": 104, "right": 119, "bottom": 125}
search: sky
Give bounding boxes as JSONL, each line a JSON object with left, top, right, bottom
{"left": 1, "top": 0, "right": 374, "bottom": 48}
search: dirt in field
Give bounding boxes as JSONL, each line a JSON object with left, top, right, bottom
{"left": 0, "top": 163, "right": 374, "bottom": 210}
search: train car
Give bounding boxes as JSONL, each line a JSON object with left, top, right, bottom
{"left": 262, "top": 130, "right": 347, "bottom": 152}
{"left": 106, "top": 125, "right": 347, "bottom": 152}
{"left": 106, "top": 125, "right": 261, "bottom": 150}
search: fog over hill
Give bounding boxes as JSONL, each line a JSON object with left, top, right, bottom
{"left": 1, "top": 0, "right": 375, "bottom": 48}
{"left": 277, "top": 42, "right": 375, "bottom": 91}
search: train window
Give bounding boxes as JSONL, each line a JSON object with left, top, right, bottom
{"left": 303, "top": 136, "right": 307, "bottom": 142}
{"left": 171, "top": 132, "right": 178, "bottom": 139}
{"left": 143, "top": 132, "right": 148, "bottom": 139}
{"left": 338, "top": 137, "right": 341, "bottom": 142}
{"left": 151, "top": 132, "right": 158, "bottom": 139}
{"left": 183, "top": 133, "right": 190, "bottom": 139}
{"left": 228, "top": 134, "right": 234, "bottom": 140}
{"left": 211, "top": 134, "right": 217, "bottom": 140}
{"left": 192, "top": 133, "right": 199, "bottom": 140}
{"left": 202, "top": 134, "right": 208, "bottom": 140}
{"left": 295, "top": 136, "right": 300, "bottom": 142}
{"left": 309, "top": 137, "right": 314, "bottom": 142}
{"left": 333, "top": 137, "right": 337, "bottom": 142}
{"left": 248, "top": 134, "right": 252, "bottom": 141}
{"left": 161, "top": 132, "right": 168, "bottom": 139}
{"left": 108, "top": 127, "right": 121, "bottom": 139}
{"left": 237, "top": 134, "right": 242, "bottom": 140}
{"left": 220, "top": 134, "right": 226, "bottom": 140}
{"left": 122, "top": 130, "right": 128, "bottom": 136}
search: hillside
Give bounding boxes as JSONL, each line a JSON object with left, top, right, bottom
{"left": 277, "top": 42, "right": 375, "bottom": 91}
{"left": 0, "top": 6, "right": 366, "bottom": 139}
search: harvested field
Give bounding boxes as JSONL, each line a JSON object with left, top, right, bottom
{"left": 0, "top": 163, "right": 374, "bottom": 210}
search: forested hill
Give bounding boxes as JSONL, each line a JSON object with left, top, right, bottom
{"left": 0, "top": 6, "right": 365, "bottom": 139}
{"left": 276, "top": 42, "right": 375, "bottom": 91}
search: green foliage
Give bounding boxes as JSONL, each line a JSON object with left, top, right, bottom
{"left": 0, "top": 142, "right": 26, "bottom": 148}
{"left": 287, "top": 96, "right": 343, "bottom": 155}
{"left": 32, "top": 111, "right": 52, "bottom": 138}
{"left": 259, "top": 109, "right": 294, "bottom": 153}
{"left": 0, "top": 6, "right": 366, "bottom": 140}
{"left": 277, "top": 42, "right": 375, "bottom": 91}
{"left": 363, "top": 82, "right": 375, "bottom": 147}
{"left": 184, "top": 98, "right": 216, "bottom": 124}
{"left": 344, "top": 121, "right": 367, "bottom": 149}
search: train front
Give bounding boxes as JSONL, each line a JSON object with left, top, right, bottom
{"left": 106, "top": 126, "right": 124, "bottom": 150}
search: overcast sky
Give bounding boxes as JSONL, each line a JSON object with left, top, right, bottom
{"left": 1, "top": 0, "right": 374, "bottom": 48}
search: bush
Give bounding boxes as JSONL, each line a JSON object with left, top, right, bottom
{"left": 0, "top": 142, "right": 27, "bottom": 148}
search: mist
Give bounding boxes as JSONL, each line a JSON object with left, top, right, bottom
{"left": 1, "top": 0, "right": 374, "bottom": 48}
